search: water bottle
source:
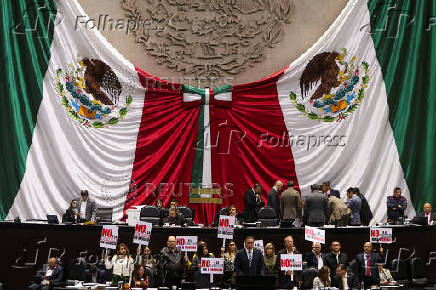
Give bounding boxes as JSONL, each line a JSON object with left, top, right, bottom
{"left": 361, "top": 281, "right": 365, "bottom": 290}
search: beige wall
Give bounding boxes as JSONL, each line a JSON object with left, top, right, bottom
{"left": 77, "top": 0, "right": 348, "bottom": 87}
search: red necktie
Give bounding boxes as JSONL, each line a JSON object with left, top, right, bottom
{"left": 366, "top": 254, "right": 371, "bottom": 276}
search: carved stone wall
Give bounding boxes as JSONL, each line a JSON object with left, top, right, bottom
{"left": 77, "top": 0, "right": 348, "bottom": 87}
{"left": 121, "top": 0, "right": 294, "bottom": 84}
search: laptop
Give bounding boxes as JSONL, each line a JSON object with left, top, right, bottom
{"left": 47, "top": 215, "right": 59, "bottom": 224}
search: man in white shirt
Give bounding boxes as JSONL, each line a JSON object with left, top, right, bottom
{"left": 76, "top": 190, "right": 96, "bottom": 222}
{"left": 305, "top": 242, "right": 326, "bottom": 269}
{"left": 29, "top": 258, "right": 64, "bottom": 290}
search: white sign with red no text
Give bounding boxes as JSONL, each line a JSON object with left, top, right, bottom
{"left": 100, "top": 225, "right": 119, "bottom": 249}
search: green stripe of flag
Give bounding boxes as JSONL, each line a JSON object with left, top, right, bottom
{"left": 0, "top": 0, "right": 57, "bottom": 219}
{"left": 368, "top": 0, "right": 436, "bottom": 210}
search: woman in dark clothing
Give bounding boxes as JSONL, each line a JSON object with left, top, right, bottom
{"left": 354, "top": 187, "right": 373, "bottom": 225}
{"left": 63, "top": 199, "right": 78, "bottom": 223}
{"left": 191, "top": 243, "right": 214, "bottom": 288}
{"left": 131, "top": 265, "right": 149, "bottom": 289}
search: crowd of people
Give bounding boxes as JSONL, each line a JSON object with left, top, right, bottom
{"left": 29, "top": 235, "right": 400, "bottom": 290}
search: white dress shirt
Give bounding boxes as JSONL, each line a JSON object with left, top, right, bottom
{"left": 80, "top": 200, "right": 87, "bottom": 219}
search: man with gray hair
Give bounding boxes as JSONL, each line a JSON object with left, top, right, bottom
{"left": 305, "top": 242, "right": 326, "bottom": 270}
{"left": 268, "top": 180, "right": 283, "bottom": 218}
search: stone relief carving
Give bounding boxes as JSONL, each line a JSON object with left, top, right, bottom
{"left": 121, "top": 0, "right": 294, "bottom": 84}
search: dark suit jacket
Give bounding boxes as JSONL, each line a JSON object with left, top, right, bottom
{"left": 275, "top": 248, "right": 301, "bottom": 288}
{"left": 234, "top": 248, "right": 265, "bottom": 276}
{"left": 355, "top": 252, "right": 384, "bottom": 282}
{"left": 332, "top": 272, "right": 359, "bottom": 289}
{"left": 359, "top": 195, "right": 373, "bottom": 226}
{"left": 303, "top": 192, "right": 329, "bottom": 225}
{"left": 243, "top": 189, "right": 258, "bottom": 222}
{"left": 305, "top": 252, "right": 326, "bottom": 269}
{"left": 35, "top": 266, "right": 65, "bottom": 287}
{"left": 77, "top": 198, "right": 96, "bottom": 221}
{"left": 329, "top": 189, "right": 340, "bottom": 199}
{"left": 415, "top": 212, "right": 436, "bottom": 224}
{"left": 325, "top": 252, "right": 348, "bottom": 278}
{"left": 267, "top": 188, "right": 280, "bottom": 217}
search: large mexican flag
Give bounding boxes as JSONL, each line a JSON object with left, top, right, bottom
{"left": 2, "top": 0, "right": 434, "bottom": 224}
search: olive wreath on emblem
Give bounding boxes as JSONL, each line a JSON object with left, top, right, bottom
{"left": 55, "top": 56, "right": 132, "bottom": 128}
{"left": 290, "top": 48, "right": 369, "bottom": 122}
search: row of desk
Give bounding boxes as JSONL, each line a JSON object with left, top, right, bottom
{"left": 2, "top": 222, "right": 436, "bottom": 289}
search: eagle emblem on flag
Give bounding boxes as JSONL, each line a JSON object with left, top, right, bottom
{"left": 290, "top": 48, "right": 369, "bottom": 122}
{"left": 55, "top": 56, "right": 133, "bottom": 128}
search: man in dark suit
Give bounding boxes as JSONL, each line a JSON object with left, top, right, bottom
{"left": 29, "top": 258, "right": 64, "bottom": 290}
{"left": 414, "top": 203, "right": 436, "bottom": 225}
{"left": 280, "top": 181, "right": 302, "bottom": 221}
{"left": 325, "top": 241, "right": 348, "bottom": 280}
{"left": 76, "top": 190, "right": 96, "bottom": 222}
{"left": 322, "top": 181, "right": 340, "bottom": 198}
{"left": 267, "top": 180, "right": 283, "bottom": 218}
{"left": 275, "top": 236, "right": 301, "bottom": 289}
{"left": 332, "top": 264, "right": 359, "bottom": 290}
{"left": 234, "top": 236, "right": 265, "bottom": 276}
{"left": 355, "top": 242, "right": 385, "bottom": 288}
{"left": 305, "top": 242, "right": 326, "bottom": 269}
{"left": 243, "top": 184, "right": 262, "bottom": 223}
{"left": 303, "top": 185, "right": 329, "bottom": 227}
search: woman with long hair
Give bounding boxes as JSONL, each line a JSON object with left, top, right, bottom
{"left": 220, "top": 240, "right": 237, "bottom": 286}
{"left": 131, "top": 265, "right": 149, "bottom": 289}
{"left": 313, "top": 266, "right": 331, "bottom": 289}
{"left": 63, "top": 199, "right": 78, "bottom": 223}
{"left": 105, "top": 243, "right": 134, "bottom": 286}
{"left": 191, "top": 242, "right": 214, "bottom": 288}
{"left": 136, "top": 246, "right": 157, "bottom": 272}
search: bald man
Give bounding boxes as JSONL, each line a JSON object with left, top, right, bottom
{"left": 415, "top": 203, "right": 436, "bottom": 225}
{"left": 160, "top": 236, "right": 186, "bottom": 288}
{"left": 355, "top": 242, "right": 384, "bottom": 289}
{"left": 29, "top": 258, "right": 64, "bottom": 290}
{"left": 267, "top": 180, "right": 283, "bottom": 218}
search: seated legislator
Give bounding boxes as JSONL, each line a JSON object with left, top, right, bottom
{"left": 332, "top": 264, "right": 359, "bottom": 290}
{"left": 234, "top": 236, "right": 265, "bottom": 276}
{"left": 161, "top": 208, "right": 187, "bottom": 227}
{"left": 63, "top": 199, "right": 79, "bottom": 223}
{"left": 29, "top": 258, "right": 64, "bottom": 290}
{"left": 414, "top": 203, "right": 436, "bottom": 225}
{"left": 377, "top": 263, "right": 398, "bottom": 286}
{"left": 312, "top": 266, "right": 331, "bottom": 289}
{"left": 228, "top": 205, "right": 243, "bottom": 226}
{"left": 84, "top": 264, "right": 105, "bottom": 284}
{"left": 386, "top": 187, "right": 407, "bottom": 223}
{"left": 131, "top": 265, "right": 149, "bottom": 289}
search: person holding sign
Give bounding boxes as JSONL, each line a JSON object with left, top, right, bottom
{"left": 275, "top": 235, "right": 301, "bottom": 289}
{"left": 191, "top": 242, "right": 215, "bottom": 288}
{"left": 136, "top": 246, "right": 157, "bottom": 273}
{"left": 105, "top": 243, "right": 134, "bottom": 287}
{"left": 234, "top": 236, "right": 265, "bottom": 276}
{"left": 355, "top": 242, "right": 384, "bottom": 289}
{"left": 221, "top": 240, "right": 237, "bottom": 286}
{"left": 159, "top": 236, "right": 186, "bottom": 288}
